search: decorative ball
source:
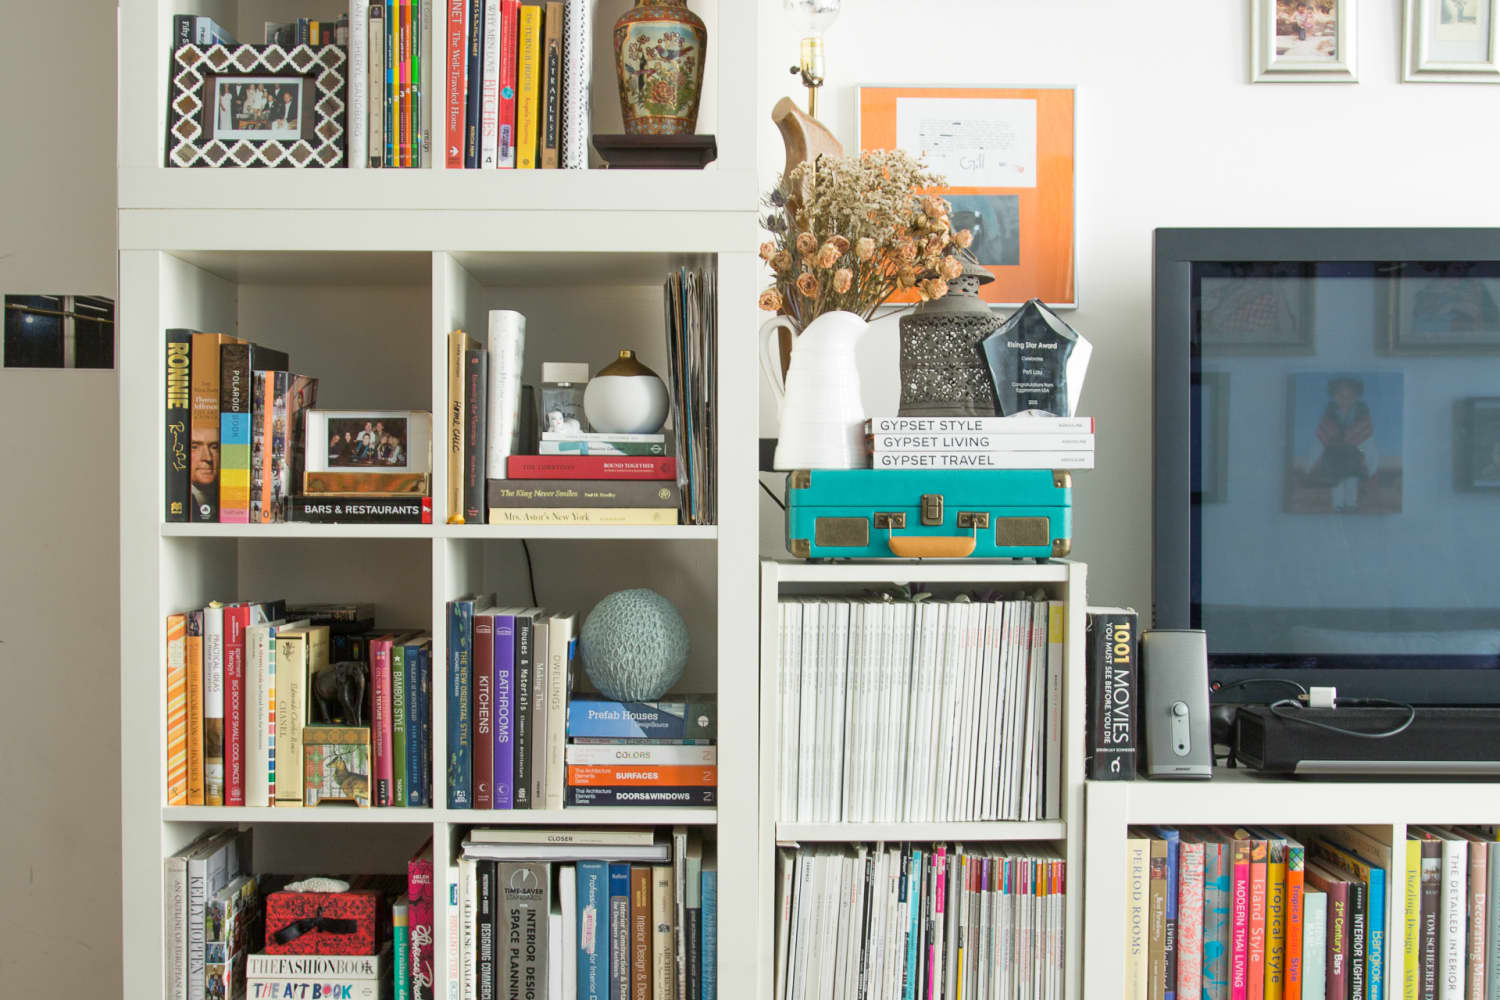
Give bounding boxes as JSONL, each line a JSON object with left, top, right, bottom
{"left": 579, "top": 588, "right": 690, "bottom": 702}
{"left": 584, "top": 350, "right": 670, "bottom": 434}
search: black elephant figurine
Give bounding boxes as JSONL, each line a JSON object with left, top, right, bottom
{"left": 310, "top": 660, "right": 368, "bottom": 726}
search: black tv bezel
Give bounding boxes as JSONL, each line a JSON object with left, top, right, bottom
{"left": 1152, "top": 227, "right": 1500, "bottom": 707}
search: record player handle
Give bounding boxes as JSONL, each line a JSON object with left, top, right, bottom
{"left": 886, "top": 534, "right": 977, "bottom": 559}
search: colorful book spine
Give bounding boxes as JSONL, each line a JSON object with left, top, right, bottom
{"left": 392, "top": 641, "right": 409, "bottom": 808}
{"left": 516, "top": 2, "right": 540, "bottom": 169}
{"left": 497, "top": 0, "right": 520, "bottom": 166}
{"left": 700, "top": 864, "right": 716, "bottom": 1000}
{"left": 513, "top": 613, "right": 533, "bottom": 808}
{"left": 1266, "top": 840, "right": 1288, "bottom": 1000}
{"left": 166, "top": 614, "right": 189, "bottom": 805}
{"left": 472, "top": 610, "right": 494, "bottom": 810}
{"left": 505, "top": 455, "right": 677, "bottom": 480}
{"left": 1179, "top": 840, "right": 1205, "bottom": 1000}
{"left": 445, "top": 0, "right": 466, "bottom": 167}
{"left": 493, "top": 613, "right": 515, "bottom": 810}
{"left": 393, "top": 897, "right": 411, "bottom": 1000}
{"left": 401, "top": 0, "right": 413, "bottom": 166}
{"left": 408, "top": 849, "right": 435, "bottom": 1000}
{"left": 1157, "top": 829, "right": 1180, "bottom": 1000}
{"left": 608, "top": 864, "right": 630, "bottom": 1000}
{"left": 579, "top": 861, "right": 609, "bottom": 1000}
{"left": 186, "top": 611, "right": 205, "bottom": 805}
{"left": 165, "top": 330, "right": 194, "bottom": 521}
{"left": 447, "top": 598, "right": 474, "bottom": 807}
{"left": 1285, "top": 839, "right": 1306, "bottom": 1000}
{"left": 1150, "top": 839, "right": 1168, "bottom": 1000}
{"left": 218, "top": 344, "right": 253, "bottom": 524}
{"left": 190, "top": 334, "right": 232, "bottom": 522}
{"left": 1204, "top": 839, "right": 1231, "bottom": 1000}
{"left": 406, "top": 640, "right": 424, "bottom": 807}
{"left": 1406, "top": 841, "right": 1422, "bottom": 1000}
{"left": 1086, "top": 610, "right": 1138, "bottom": 779}
{"left": 1468, "top": 842, "right": 1487, "bottom": 1000}
{"left": 222, "top": 604, "right": 249, "bottom": 806}
{"left": 372, "top": 636, "right": 395, "bottom": 806}
{"left": 631, "top": 866, "right": 652, "bottom": 1000}
{"left": 1232, "top": 839, "right": 1252, "bottom": 1000}
{"left": 1249, "top": 838, "right": 1268, "bottom": 1000}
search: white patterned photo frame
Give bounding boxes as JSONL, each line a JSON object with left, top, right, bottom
{"left": 167, "top": 43, "right": 347, "bottom": 168}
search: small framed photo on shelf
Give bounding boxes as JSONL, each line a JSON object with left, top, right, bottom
{"left": 1251, "top": 0, "right": 1359, "bottom": 83}
{"left": 305, "top": 409, "right": 433, "bottom": 476}
{"left": 166, "top": 43, "right": 347, "bottom": 167}
{"left": 1405, "top": 0, "right": 1500, "bottom": 81}
{"left": 1458, "top": 397, "right": 1500, "bottom": 490}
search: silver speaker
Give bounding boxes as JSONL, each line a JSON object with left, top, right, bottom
{"left": 1141, "top": 629, "right": 1213, "bottom": 779}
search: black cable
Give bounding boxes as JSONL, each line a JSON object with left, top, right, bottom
{"left": 1210, "top": 677, "right": 1308, "bottom": 700}
{"left": 1267, "top": 697, "right": 1417, "bottom": 739}
{"left": 520, "top": 539, "right": 538, "bottom": 606}
{"left": 760, "top": 479, "right": 786, "bottom": 510}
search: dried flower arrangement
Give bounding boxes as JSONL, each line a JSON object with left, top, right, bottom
{"left": 757, "top": 149, "right": 974, "bottom": 330}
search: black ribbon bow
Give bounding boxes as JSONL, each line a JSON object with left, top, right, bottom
{"left": 271, "top": 904, "right": 359, "bottom": 946}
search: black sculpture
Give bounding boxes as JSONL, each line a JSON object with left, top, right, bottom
{"left": 310, "top": 660, "right": 368, "bottom": 726}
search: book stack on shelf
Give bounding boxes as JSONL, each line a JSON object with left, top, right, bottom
{"left": 445, "top": 596, "right": 718, "bottom": 810}
{"left": 450, "top": 827, "right": 716, "bottom": 1000}
{"left": 776, "top": 594, "right": 1063, "bottom": 824}
{"left": 868, "top": 416, "right": 1096, "bottom": 471}
{"left": 164, "top": 601, "right": 433, "bottom": 809}
{"left": 442, "top": 0, "right": 591, "bottom": 171}
{"left": 1123, "top": 825, "right": 1414, "bottom": 1000}
{"left": 450, "top": 268, "right": 717, "bottom": 528}
{"left": 1406, "top": 826, "right": 1500, "bottom": 1000}
{"left": 165, "top": 831, "right": 435, "bottom": 1000}
{"left": 774, "top": 842, "right": 1066, "bottom": 1000}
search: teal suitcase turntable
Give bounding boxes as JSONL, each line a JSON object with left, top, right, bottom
{"left": 785, "top": 469, "right": 1072, "bottom": 560}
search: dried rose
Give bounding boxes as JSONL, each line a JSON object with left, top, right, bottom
{"left": 770, "top": 249, "right": 793, "bottom": 272}
{"left": 954, "top": 229, "right": 974, "bottom": 249}
{"left": 795, "top": 232, "right": 818, "bottom": 255}
{"left": 855, "top": 237, "right": 876, "bottom": 260}
{"left": 833, "top": 268, "right": 854, "bottom": 293}
{"left": 795, "top": 272, "right": 820, "bottom": 298}
{"left": 922, "top": 196, "right": 947, "bottom": 219}
{"left": 920, "top": 278, "right": 950, "bottom": 300}
{"left": 758, "top": 288, "right": 784, "bottom": 312}
{"left": 759, "top": 241, "right": 776, "bottom": 261}
{"left": 898, "top": 240, "right": 919, "bottom": 263}
{"left": 897, "top": 267, "right": 919, "bottom": 289}
{"left": 941, "top": 255, "right": 965, "bottom": 281}
{"left": 815, "top": 243, "right": 840, "bottom": 269}
{"left": 830, "top": 235, "right": 851, "bottom": 254}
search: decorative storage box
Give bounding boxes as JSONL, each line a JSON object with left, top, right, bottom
{"left": 264, "top": 888, "right": 383, "bottom": 955}
{"left": 303, "top": 725, "right": 371, "bottom": 807}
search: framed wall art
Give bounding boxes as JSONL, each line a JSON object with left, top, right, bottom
{"left": 1405, "top": 0, "right": 1500, "bottom": 81}
{"left": 1458, "top": 397, "right": 1500, "bottom": 489}
{"left": 167, "top": 43, "right": 347, "bottom": 167}
{"left": 856, "top": 86, "right": 1076, "bottom": 309}
{"left": 1285, "top": 372, "right": 1404, "bottom": 515}
{"left": 1197, "top": 262, "right": 1318, "bottom": 355}
{"left": 1383, "top": 262, "right": 1500, "bottom": 354}
{"left": 1251, "top": 0, "right": 1359, "bottom": 82}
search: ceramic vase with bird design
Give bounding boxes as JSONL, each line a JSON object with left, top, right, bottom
{"left": 612, "top": 0, "right": 707, "bottom": 135}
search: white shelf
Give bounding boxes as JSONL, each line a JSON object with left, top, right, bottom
{"left": 158, "top": 523, "right": 718, "bottom": 541}
{"left": 776, "top": 821, "right": 1067, "bottom": 843}
{"left": 441, "top": 524, "right": 717, "bottom": 541}
{"left": 161, "top": 523, "right": 436, "bottom": 539}
{"left": 162, "top": 807, "right": 436, "bottom": 824}
{"left": 449, "top": 808, "right": 717, "bottom": 826}
{"left": 768, "top": 558, "right": 1073, "bottom": 585}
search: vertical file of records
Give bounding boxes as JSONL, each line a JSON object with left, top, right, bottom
{"left": 776, "top": 594, "right": 1065, "bottom": 824}
{"left": 663, "top": 267, "right": 716, "bottom": 526}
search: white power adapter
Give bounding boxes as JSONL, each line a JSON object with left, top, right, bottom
{"left": 1306, "top": 686, "right": 1338, "bottom": 710}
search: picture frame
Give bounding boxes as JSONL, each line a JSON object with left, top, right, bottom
{"left": 167, "top": 43, "right": 347, "bottom": 168}
{"left": 1458, "top": 397, "right": 1500, "bottom": 489}
{"left": 1251, "top": 0, "right": 1359, "bottom": 83}
{"left": 1405, "top": 0, "right": 1500, "bottom": 81}
{"left": 1197, "top": 263, "right": 1318, "bottom": 355}
{"left": 1285, "top": 372, "right": 1405, "bottom": 515}
{"left": 855, "top": 85, "right": 1076, "bottom": 309}
{"left": 1194, "top": 372, "right": 1230, "bottom": 504}
{"left": 1382, "top": 262, "right": 1500, "bottom": 354}
{"left": 305, "top": 409, "right": 432, "bottom": 476}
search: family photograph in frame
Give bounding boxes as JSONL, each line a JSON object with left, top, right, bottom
{"left": 1252, "top": 0, "right": 1358, "bottom": 82}
{"left": 1285, "top": 372, "right": 1405, "bottom": 515}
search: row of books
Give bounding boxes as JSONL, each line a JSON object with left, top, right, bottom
{"left": 450, "top": 828, "right": 716, "bottom": 1000}
{"left": 866, "top": 416, "right": 1095, "bottom": 471}
{"left": 1124, "top": 825, "right": 1421, "bottom": 1000}
{"left": 443, "top": 0, "right": 590, "bottom": 170}
{"left": 775, "top": 596, "right": 1063, "bottom": 825}
{"left": 165, "top": 829, "right": 436, "bottom": 1000}
{"left": 163, "top": 330, "right": 317, "bottom": 523}
{"left": 164, "top": 601, "right": 434, "bottom": 808}
{"left": 774, "top": 842, "right": 1066, "bottom": 1000}
{"left": 447, "top": 594, "right": 719, "bottom": 810}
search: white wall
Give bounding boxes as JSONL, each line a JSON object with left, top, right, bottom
{"left": 755, "top": 0, "right": 1500, "bottom": 614}
{"left": 0, "top": 1, "right": 120, "bottom": 998}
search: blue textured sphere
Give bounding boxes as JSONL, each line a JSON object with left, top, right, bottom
{"left": 579, "top": 589, "right": 690, "bottom": 702}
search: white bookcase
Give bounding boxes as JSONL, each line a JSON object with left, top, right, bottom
{"left": 756, "top": 558, "right": 1090, "bottom": 1000}
{"left": 116, "top": 3, "right": 759, "bottom": 999}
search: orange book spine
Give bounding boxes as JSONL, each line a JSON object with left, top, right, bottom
{"left": 257, "top": 371, "right": 275, "bottom": 523}
{"left": 1284, "top": 856, "right": 1305, "bottom": 1000}
{"left": 185, "top": 612, "right": 204, "bottom": 804}
{"left": 166, "top": 614, "right": 189, "bottom": 805}
{"left": 566, "top": 764, "right": 718, "bottom": 787}
{"left": 1248, "top": 840, "right": 1268, "bottom": 1000}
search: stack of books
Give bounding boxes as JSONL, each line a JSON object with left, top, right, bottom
{"left": 445, "top": 595, "right": 718, "bottom": 810}
{"left": 451, "top": 827, "right": 716, "bottom": 1000}
{"left": 1124, "top": 825, "right": 1414, "bottom": 1000}
{"left": 867, "top": 415, "right": 1095, "bottom": 470}
{"left": 162, "top": 601, "right": 434, "bottom": 809}
{"left": 566, "top": 696, "right": 718, "bottom": 808}
{"left": 164, "top": 829, "right": 254, "bottom": 1000}
{"left": 489, "top": 453, "right": 682, "bottom": 526}
{"left": 777, "top": 595, "right": 1062, "bottom": 824}
{"left": 774, "top": 842, "right": 1066, "bottom": 1000}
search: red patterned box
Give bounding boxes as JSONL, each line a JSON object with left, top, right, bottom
{"left": 264, "top": 889, "right": 383, "bottom": 955}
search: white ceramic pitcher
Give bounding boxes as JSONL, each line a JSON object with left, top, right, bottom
{"left": 760, "top": 309, "right": 869, "bottom": 470}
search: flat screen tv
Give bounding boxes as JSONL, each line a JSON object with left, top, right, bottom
{"left": 1154, "top": 228, "right": 1500, "bottom": 705}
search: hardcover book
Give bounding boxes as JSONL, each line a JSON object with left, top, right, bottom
{"left": 464, "top": 347, "right": 488, "bottom": 523}
{"left": 219, "top": 342, "right": 290, "bottom": 524}
{"left": 1086, "top": 609, "right": 1138, "bottom": 780}
{"left": 409, "top": 840, "right": 435, "bottom": 1000}
{"left": 566, "top": 698, "right": 717, "bottom": 741}
{"left": 505, "top": 455, "right": 677, "bottom": 480}
{"left": 165, "top": 330, "right": 196, "bottom": 521}
{"left": 540, "top": 2, "right": 562, "bottom": 168}
{"left": 447, "top": 596, "right": 477, "bottom": 807}
{"left": 166, "top": 614, "right": 189, "bottom": 805}
{"left": 190, "top": 333, "right": 242, "bottom": 522}
{"left": 501, "top": 861, "right": 550, "bottom": 999}
{"left": 516, "top": 3, "right": 541, "bottom": 168}
{"left": 186, "top": 610, "right": 206, "bottom": 805}
{"left": 473, "top": 610, "right": 495, "bottom": 810}
{"left": 486, "top": 479, "right": 681, "bottom": 508}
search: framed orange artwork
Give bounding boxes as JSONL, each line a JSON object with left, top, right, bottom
{"left": 856, "top": 86, "right": 1076, "bottom": 308}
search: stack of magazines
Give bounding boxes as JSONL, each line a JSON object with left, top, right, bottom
{"left": 664, "top": 267, "right": 716, "bottom": 526}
